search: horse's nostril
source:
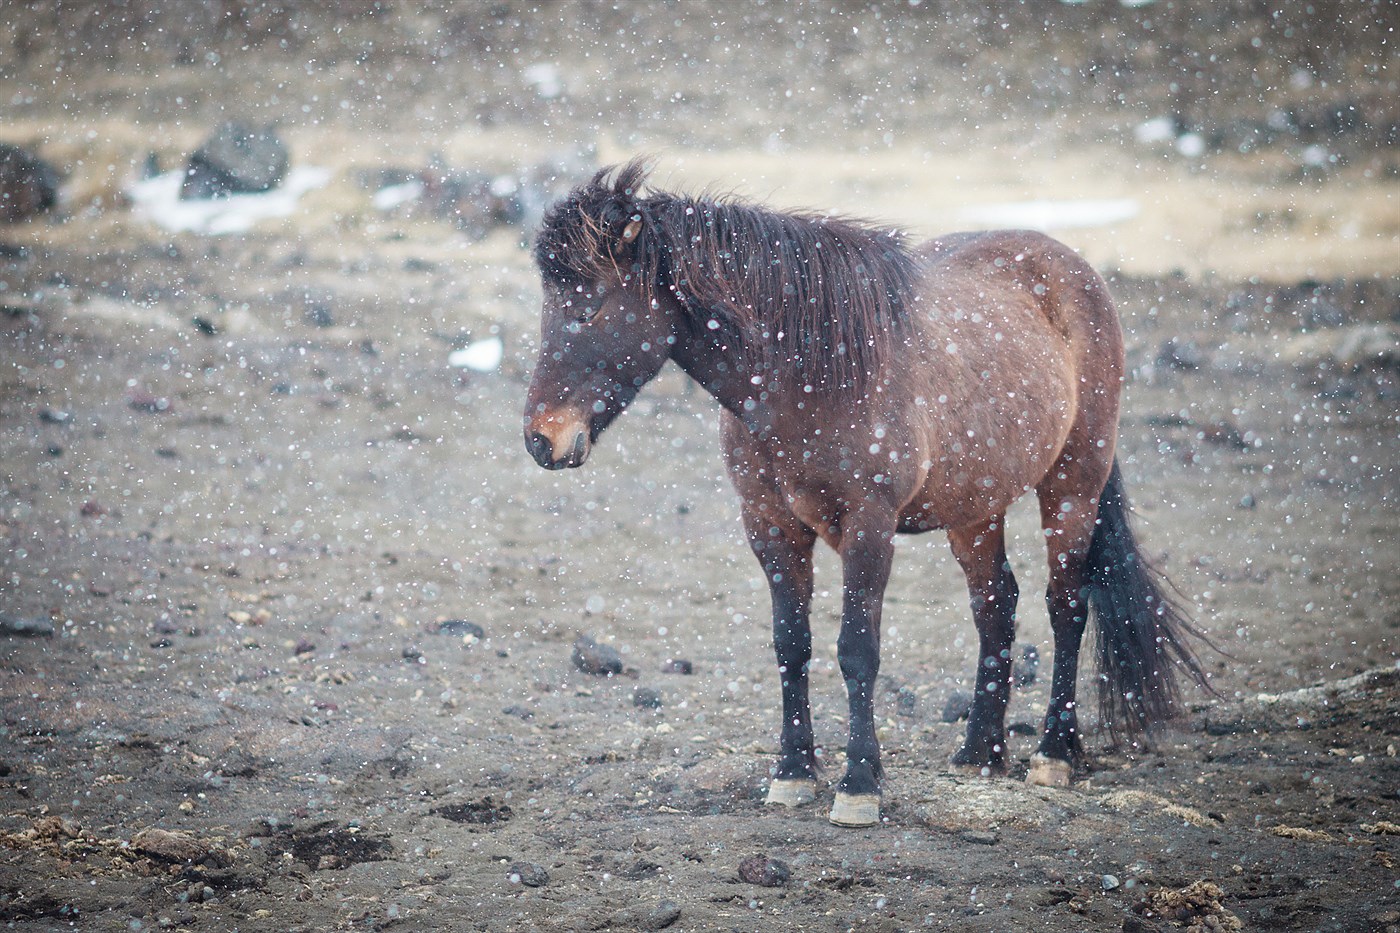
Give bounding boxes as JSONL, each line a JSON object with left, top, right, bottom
{"left": 528, "top": 431, "right": 552, "bottom": 463}
{"left": 570, "top": 431, "right": 587, "bottom": 463}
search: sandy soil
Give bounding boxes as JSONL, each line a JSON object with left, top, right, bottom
{"left": 2, "top": 4, "right": 1399, "bottom": 931}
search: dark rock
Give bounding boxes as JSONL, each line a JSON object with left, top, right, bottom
{"left": 126, "top": 390, "right": 173, "bottom": 413}
{"left": 0, "top": 612, "right": 54, "bottom": 637}
{"left": 1122, "top": 916, "right": 1163, "bottom": 933}
{"left": 401, "top": 646, "right": 423, "bottom": 663}
{"left": 431, "top": 798, "right": 512, "bottom": 825}
{"left": 281, "top": 821, "right": 391, "bottom": 869}
{"left": 293, "top": 637, "right": 316, "bottom": 656}
{"left": 507, "top": 861, "right": 549, "bottom": 887}
{"left": 622, "top": 859, "right": 661, "bottom": 880}
{"left": 181, "top": 122, "right": 289, "bottom": 200}
{"left": 436, "top": 619, "right": 485, "bottom": 638}
{"left": 633, "top": 686, "right": 663, "bottom": 709}
{"left": 572, "top": 634, "right": 623, "bottom": 676}
{"left": 0, "top": 143, "right": 58, "bottom": 224}
{"left": 643, "top": 901, "right": 682, "bottom": 931}
{"left": 1012, "top": 643, "right": 1040, "bottom": 688}
{"left": 1157, "top": 337, "right": 1207, "bottom": 371}
{"left": 132, "top": 827, "right": 223, "bottom": 865}
{"left": 737, "top": 854, "right": 791, "bottom": 887}
{"left": 895, "top": 685, "right": 918, "bottom": 715}
{"left": 1201, "top": 419, "right": 1251, "bottom": 450}
{"left": 303, "top": 302, "right": 334, "bottom": 328}
{"left": 661, "top": 658, "right": 693, "bottom": 675}
{"left": 613, "top": 900, "right": 682, "bottom": 931}
{"left": 37, "top": 407, "right": 71, "bottom": 425}
{"left": 941, "top": 690, "right": 974, "bottom": 723}
{"left": 1033, "top": 887, "right": 1076, "bottom": 907}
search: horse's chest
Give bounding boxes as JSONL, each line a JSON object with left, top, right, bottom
{"left": 769, "top": 456, "right": 903, "bottom": 542}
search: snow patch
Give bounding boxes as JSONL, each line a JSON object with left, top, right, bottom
{"left": 449, "top": 336, "right": 504, "bottom": 373}
{"left": 127, "top": 166, "right": 331, "bottom": 235}
{"left": 959, "top": 198, "right": 1139, "bottom": 231}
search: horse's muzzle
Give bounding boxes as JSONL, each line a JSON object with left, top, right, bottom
{"left": 525, "top": 413, "right": 591, "bottom": 469}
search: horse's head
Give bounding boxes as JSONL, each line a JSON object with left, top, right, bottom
{"left": 524, "top": 160, "right": 676, "bottom": 470}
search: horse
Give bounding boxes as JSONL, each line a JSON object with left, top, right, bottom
{"left": 523, "top": 160, "right": 1209, "bottom": 827}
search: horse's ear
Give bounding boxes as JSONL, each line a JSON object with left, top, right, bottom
{"left": 620, "top": 216, "right": 642, "bottom": 244}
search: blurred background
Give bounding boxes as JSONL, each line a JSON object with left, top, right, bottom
{"left": 2, "top": 4, "right": 1398, "bottom": 930}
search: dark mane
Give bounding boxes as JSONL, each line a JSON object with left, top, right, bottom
{"left": 535, "top": 160, "right": 920, "bottom": 392}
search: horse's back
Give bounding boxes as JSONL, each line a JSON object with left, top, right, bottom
{"left": 918, "top": 228, "right": 1125, "bottom": 358}
{"left": 893, "top": 229, "right": 1124, "bottom": 528}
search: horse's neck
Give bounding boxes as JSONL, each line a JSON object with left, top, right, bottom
{"left": 669, "top": 324, "right": 773, "bottom": 436}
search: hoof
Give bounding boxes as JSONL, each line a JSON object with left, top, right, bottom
{"left": 828, "top": 792, "right": 881, "bottom": 827}
{"left": 1026, "top": 753, "right": 1072, "bottom": 788}
{"left": 765, "top": 778, "right": 816, "bottom": 807}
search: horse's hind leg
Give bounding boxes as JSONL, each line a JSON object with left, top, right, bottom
{"left": 1028, "top": 464, "right": 1110, "bottom": 787}
{"left": 738, "top": 500, "right": 819, "bottom": 806}
{"left": 947, "top": 516, "right": 1019, "bottom": 775}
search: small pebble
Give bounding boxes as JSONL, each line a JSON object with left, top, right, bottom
{"left": 1157, "top": 337, "right": 1207, "bottom": 370}
{"left": 507, "top": 861, "right": 549, "bottom": 887}
{"left": 0, "top": 613, "right": 54, "bottom": 637}
{"left": 572, "top": 634, "right": 623, "bottom": 676}
{"left": 1103, "top": 873, "right": 1121, "bottom": 891}
{"left": 661, "top": 658, "right": 693, "bottom": 675}
{"left": 1012, "top": 643, "right": 1039, "bottom": 688}
{"left": 633, "top": 687, "right": 663, "bottom": 709}
{"left": 437, "top": 619, "right": 485, "bottom": 638}
{"left": 126, "top": 390, "right": 173, "bottom": 413}
{"left": 293, "top": 637, "right": 316, "bottom": 656}
{"left": 737, "top": 854, "right": 790, "bottom": 887}
{"left": 941, "top": 690, "right": 974, "bottom": 723}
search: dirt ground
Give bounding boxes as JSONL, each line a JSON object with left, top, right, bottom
{"left": 2, "top": 4, "right": 1399, "bottom": 931}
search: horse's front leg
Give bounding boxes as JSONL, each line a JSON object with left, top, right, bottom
{"left": 742, "top": 511, "right": 819, "bottom": 806}
{"left": 829, "top": 513, "right": 896, "bottom": 827}
{"left": 726, "top": 430, "right": 820, "bottom": 807}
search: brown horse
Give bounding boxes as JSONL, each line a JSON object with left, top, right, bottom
{"left": 524, "top": 160, "right": 1208, "bottom": 827}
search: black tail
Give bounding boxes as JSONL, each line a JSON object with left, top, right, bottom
{"left": 1086, "top": 460, "right": 1211, "bottom": 738}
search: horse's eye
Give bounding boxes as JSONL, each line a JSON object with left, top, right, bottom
{"left": 575, "top": 303, "right": 602, "bottom": 324}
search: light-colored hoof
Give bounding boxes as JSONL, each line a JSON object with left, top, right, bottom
{"left": 765, "top": 778, "right": 816, "bottom": 808}
{"left": 828, "top": 792, "right": 881, "bottom": 827}
{"left": 1026, "top": 753, "right": 1072, "bottom": 788}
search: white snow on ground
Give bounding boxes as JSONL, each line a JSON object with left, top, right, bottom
{"left": 371, "top": 179, "right": 424, "bottom": 211}
{"left": 127, "top": 166, "right": 332, "bottom": 234}
{"left": 959, "top": 198, "right": 1140, "bottom": 231}
{"left": 448, "top": 336, "right": 504, "bottom": 372}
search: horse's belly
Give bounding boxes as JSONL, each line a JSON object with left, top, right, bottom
{"left": 899, "top": 380, "right": 1076, "bottom": 531}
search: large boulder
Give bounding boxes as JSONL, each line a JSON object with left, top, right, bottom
{"left": 181, "top": 122, "right": 289, "bottom": 200}
{"left": 0, "top": 143, "right": 58, "bottom": 223}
